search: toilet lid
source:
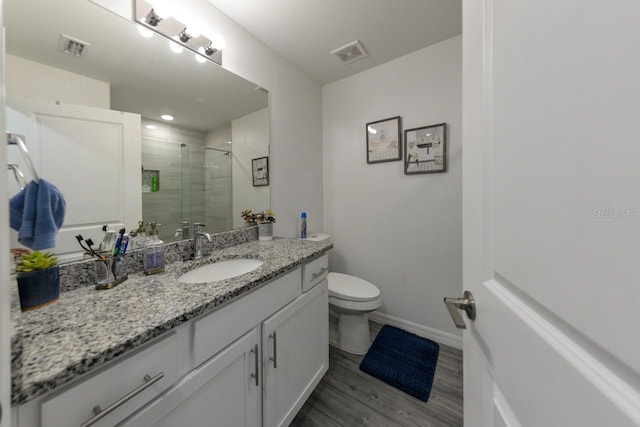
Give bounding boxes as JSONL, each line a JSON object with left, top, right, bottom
{"left": 328, "top": 272, "right": 380, "bottom": 302}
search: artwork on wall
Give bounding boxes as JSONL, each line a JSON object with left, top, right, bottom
{"left": 404, "top": 123, "right": 447, "bottom": 174}
{"left": 366, "top": 116, "right": 402, "bottom": 164}
{"left": 252, "top": 156, "right": 269, "bottom": 186}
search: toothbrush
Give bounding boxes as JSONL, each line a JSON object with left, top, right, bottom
{"left": 113, "top": 228, "right": 126, "bottom": 256}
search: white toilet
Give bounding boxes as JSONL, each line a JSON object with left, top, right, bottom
{"left": 328, "top": 272, "right": 382, "bottom": 354}
{"left": 306, "top": 233, "right": 383, "bottom": 354}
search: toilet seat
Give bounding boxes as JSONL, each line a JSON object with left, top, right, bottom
{"left": 328, "top": 272, "right": 380, "bottom": 302}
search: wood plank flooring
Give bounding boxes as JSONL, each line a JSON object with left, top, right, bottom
{"left": 290, "top": 320, "right": 463, "bottom": 427}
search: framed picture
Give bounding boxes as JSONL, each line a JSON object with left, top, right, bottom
{"left": 366, "top": 116, "right": 402, "bottom": 164}
{"left": 252, "top": 156, "right": 269, "bottom": 186}
{"left": 404, "top": 123, "right": 447, "bottom": 174}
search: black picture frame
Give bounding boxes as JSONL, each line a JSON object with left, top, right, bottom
{"left": 252, "top": 156, "right": 269, "bottom": 186}
{"left": 366, "top": 116, "right": 402, "bottom": 164}
{"left": 404, "top": 123, "right": 447, "bottom": 174}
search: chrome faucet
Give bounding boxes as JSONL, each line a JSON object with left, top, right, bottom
{"left": 175, "top": 221, "right": 190, "bottom": 239}
{"left": 192, "top": 223, "right": 212, "bottom": 259}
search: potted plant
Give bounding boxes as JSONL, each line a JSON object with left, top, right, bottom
{"left": 240, "top": 209, "right": 276, "bottom": 241}
{"left": 16, "top": 250, "right": 60, "bottom": 311}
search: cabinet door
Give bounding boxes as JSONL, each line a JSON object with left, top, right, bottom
{"left": 262, "top": 280, "right": 328, "bottom": 427}
{"left": 122, "top": 327, "right": 261, "bottom": 427}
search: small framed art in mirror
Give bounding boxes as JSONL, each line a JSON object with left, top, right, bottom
{"left": 252, "top": 156, "right": 269, "bottom": 186}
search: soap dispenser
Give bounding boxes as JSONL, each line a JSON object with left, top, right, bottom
{"left": 132, "top": 220, "right": 150, "bottom": 249}
{"left": 143, "top": 222, "right": 165, "bottom": 275}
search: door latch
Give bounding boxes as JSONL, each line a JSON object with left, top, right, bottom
{"left": 444, "top": 290, "right": 476, "bottom": 329}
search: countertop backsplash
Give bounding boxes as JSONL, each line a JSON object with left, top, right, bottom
{"left": 59, "top": 225, "right": 258, "bottom": 292}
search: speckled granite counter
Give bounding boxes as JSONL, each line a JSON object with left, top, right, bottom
{"left": 11, "top": 238, "right": 332, "bottom": 405}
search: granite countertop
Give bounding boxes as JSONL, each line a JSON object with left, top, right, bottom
{"left": 11, "top": 238, "right": 332, "bottom": 405}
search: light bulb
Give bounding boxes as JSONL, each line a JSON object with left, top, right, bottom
{"left": 211, "top": 34, "right": 226, "bottom": 51}
{"left": 137, "top": 25, "right": 154, "bottom": 38}
{"left": 150, "top": 0, "right": 172, "bottom": 19}
{"left": 185, "top": 26, "right": 202, "bottom": 39}
{"left": 195, "top": 48, "right": 207, "bottom": 63}
{"left": 169, "top": 38, "right": 183, "bottom": 54}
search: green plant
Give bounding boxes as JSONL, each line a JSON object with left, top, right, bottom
{"left": 16, "top": 251, "right": 58, "bottom": 273}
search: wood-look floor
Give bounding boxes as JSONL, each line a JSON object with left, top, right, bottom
{"left": 290, "top": 320, "right": 463, "bottom": 427}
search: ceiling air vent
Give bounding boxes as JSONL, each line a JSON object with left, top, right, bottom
{"left": 331, "top": 40, "right": 368, "bottom": 65}
{"left": 58, "top": 34, "right": 90, "bottom": 58}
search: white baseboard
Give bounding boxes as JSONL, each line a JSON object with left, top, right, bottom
{"left": 367, "top": 311, "right": 462, "bottom": 350}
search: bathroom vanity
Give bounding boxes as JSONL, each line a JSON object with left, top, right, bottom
{"left": 10, "top": 238, "right": 331, "bottom": 427}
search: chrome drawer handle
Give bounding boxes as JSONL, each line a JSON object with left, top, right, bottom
{"left": 250, "top": 344, "right": 259, "bottom": 386}
{"left": 80, "top": 372, "right": 164, "bottom": 427}
{"left": 311, "top": 267, "right": 328, "bottom": 279}
{"left": 269, "top": 332, "right": 277, "bottom": 369}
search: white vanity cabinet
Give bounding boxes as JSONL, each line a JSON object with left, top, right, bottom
{"left": 124, "top": 327, "right": 262, "bottom": 427}
{"left": 262, "top": 279, "right": 328, "bottom": 427}
{"left": 14, "top": 254, "right": 330, "bottom": 427}
{"left": 15, "top": 328, "right": 188, "bottom": 427}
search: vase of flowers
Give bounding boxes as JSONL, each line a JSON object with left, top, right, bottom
{"left": 241, "top": 209, "right": 276, "bottom": 240}
{"left": 15, "top": 250, "right": 60, "bottom": 311}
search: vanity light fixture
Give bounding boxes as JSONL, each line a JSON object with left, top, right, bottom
{"left": 145, "top": 8, "right": 163, "bottom": 27}
{"left": 135, "top": 0, "right": 222, "bottom": 65}
{"left": 203, "top": 42, "right": 216, "bottom": 56}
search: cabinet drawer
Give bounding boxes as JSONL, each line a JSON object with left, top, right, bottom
{"left": 193, "top": 268, "right": 301, "bottom": 367}
{"left": 41, "top": 331, "right": 180, "bottom": 427}
{"left": 302, "top": 254, "right": 328, "bottom": 292}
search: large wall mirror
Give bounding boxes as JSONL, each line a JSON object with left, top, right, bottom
{"left": 5, "top": 0, "right": 269, "bottom": 258}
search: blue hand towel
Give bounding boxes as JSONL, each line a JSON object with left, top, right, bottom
{"left": 9, "top": 178, "right": 66, "bottom": 250}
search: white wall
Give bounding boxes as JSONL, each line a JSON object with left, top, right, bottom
{"left": 231, "top": 108, "right": 270, "bottom": 228}
{"left": 323, "top": 36, "right": 463, "bottom": 341}
{"left": 175, "top": 0, "right": 324, "bottom": 237}
{"left": 6, "top": 54, "right": 110, "bottom": 108}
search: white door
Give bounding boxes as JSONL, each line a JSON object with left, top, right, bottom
{"left": 459, "top": 1, "right": 640, "bottom": 425}
{"left": 6, "top": 96, "right": 141, "bottom": 260}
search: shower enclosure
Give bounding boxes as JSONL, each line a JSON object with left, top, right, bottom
{"left": 141, "top": 139, "right": 232, "bottom": 242}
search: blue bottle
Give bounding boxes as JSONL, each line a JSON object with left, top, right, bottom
{"left": 300, "top": 212, "right": 307, "bottom": 239}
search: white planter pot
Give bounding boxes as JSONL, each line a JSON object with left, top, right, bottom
{"left": 258, "top": 223, "right": 273, "bottom": 241}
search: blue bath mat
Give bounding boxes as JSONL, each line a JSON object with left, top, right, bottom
{"left": 359, "top": 325, "right": 440, "bottom": 401}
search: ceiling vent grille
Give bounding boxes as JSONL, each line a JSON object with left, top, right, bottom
{"left": 331, "top": 40, "right": 368, "bottom": 65}
{"left": 58, "top": 34, "right": 90, "bottom": 58}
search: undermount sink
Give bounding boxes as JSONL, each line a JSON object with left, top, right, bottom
{"left": 179, "top": 259, "right": 264, "bottom": 283}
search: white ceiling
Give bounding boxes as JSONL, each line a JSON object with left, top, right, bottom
{"left": 207, "top": 0, "right": 462, "bottom": 85}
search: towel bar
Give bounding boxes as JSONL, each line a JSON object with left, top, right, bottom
{"left": 7, "top": 132, "right": 40, "bottom": 184}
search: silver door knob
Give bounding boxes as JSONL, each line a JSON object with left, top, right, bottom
{"left": 444, "top": 290, "right": 476, "bottom": 329}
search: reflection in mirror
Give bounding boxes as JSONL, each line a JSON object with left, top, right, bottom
{"left": 5, "top": 0, "right": 269, "bottom": 259}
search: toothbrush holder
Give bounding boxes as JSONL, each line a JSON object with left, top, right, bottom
{"left": 95, "top": 255, "right": 128, "bottom": 290}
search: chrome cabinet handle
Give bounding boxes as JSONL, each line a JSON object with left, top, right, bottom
{"left": 444, "top": 291, "right": 476, "bottom": 329}
{"left": 250, "top": 344, "right": 259, "bottom": 386}
{"left": 311, "top": 267, "right": 328, "bottom": 279}
{"left": 80, "top": 372, "right": 164, "bottom": 427}
{"left": 269, "top": 332, "right": 277, "bottom": 369}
